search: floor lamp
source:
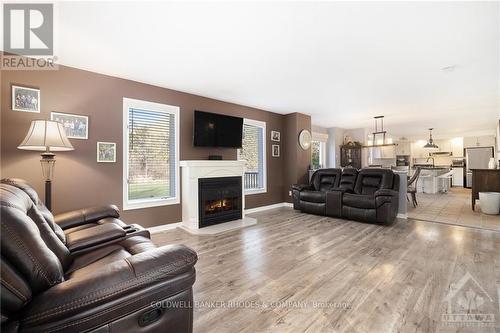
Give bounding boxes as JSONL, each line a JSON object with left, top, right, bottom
{"left": 17, "top": 120, "right": 74, "bottom": 211}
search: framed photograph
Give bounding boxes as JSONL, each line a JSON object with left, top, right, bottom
{"left": 97, "top": 142, "right": 116, "bottom": 163}
{"left": 51, "top": 112, "right": 89, "bottom": 139}
{"left": 271, "top": 130, "right": 281, "bottom": 142}
{"left": 12, "top": 85, "right": 40, "bottom": 113}
{"left": 272, "top": 144, "right": 280, "bottom": 157}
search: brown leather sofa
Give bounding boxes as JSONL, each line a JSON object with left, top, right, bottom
{"left": 292, "top": 168, "right": 400, "bottom": 224}
{"left": 1, "top": 179, "right": 198, "bottom": 333}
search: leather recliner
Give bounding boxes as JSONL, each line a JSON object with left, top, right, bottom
{"left": 1, "top": 178, "right": 126, "bottom": 236}
{"left": 292, "top": 168, "right": 399, "bottom": 224}
{"left": 342, "top": 169, "right": 400, "bottom": 223}
{"left": 1, "top": 182, "right": 198, "bottom": 332}
{"left": 292, "top": 169, "right": 342, "bottom": 215}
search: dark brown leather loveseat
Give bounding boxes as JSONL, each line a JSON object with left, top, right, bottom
{"left": 1, "top": 179, "right": 197, "bottom": 333}
{"left": 292, "top": 168, "right": 400, "bottom": 223}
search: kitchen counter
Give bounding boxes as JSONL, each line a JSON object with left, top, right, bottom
{"left": 415, "top": 167, "right": 452, "bottom": 194}
{"left": 412, "top": 165, "right": 452, "bottom": 170}
{"left": 418, "top": 167, "right": 450, "bottom": 170}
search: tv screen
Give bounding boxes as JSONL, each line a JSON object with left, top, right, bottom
{"left": 193, "top": 111, "right": 243, "bottom": 148}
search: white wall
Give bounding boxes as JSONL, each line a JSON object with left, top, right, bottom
{"left": 323, "top": 127, "right": 369, "bottom": 168}
{"left": 326, "top": 127, "right": 344, "bottom": 168}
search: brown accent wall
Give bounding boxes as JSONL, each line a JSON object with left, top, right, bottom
{"left": 283, "top": 113, "right": 312, "bottom": 202}
{"left": 1, "top": 65, "right": 289, "bottom": 227}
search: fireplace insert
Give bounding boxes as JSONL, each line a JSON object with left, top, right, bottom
{"left": 198, "top": 176, "right": 242, "bottom": 228}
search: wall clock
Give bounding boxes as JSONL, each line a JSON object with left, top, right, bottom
{"left": 298, "top": 129, "right": 312, "bottom": 150}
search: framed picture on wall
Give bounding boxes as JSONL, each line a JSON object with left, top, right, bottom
{"left": 51, "top": 112, "right": 89, "bottom": 139}
{"left": 271, "top": 130, "right": 281, "bottom": 142}
{"left": 272, "top": 144, "right": 280, "bottom": 157}
{"left": 97, "top": 142, "right": 116, "bottom": 163}
{"left": 12, "top": 85, "right": 40, "bottom": 113}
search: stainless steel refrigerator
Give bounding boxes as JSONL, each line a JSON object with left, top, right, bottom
{"left": 465, "top": 147, "right": 494, "bottom": 188}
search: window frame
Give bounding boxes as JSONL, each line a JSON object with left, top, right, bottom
{"left": 122, "top": 97, "right": 180, "bottom": 210}
{"left": 237, "top": 118, "right": 267, "bottom": 195}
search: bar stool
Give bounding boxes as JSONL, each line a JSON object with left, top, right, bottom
{"left": 438, "top": 170, "right": 454, "bottom": 194}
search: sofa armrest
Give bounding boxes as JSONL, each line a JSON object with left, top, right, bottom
{"left": 54, "top": 204, "right": 120, "bottom": 230}
{"left": 292, "top": 184, "right": 312, "bottom": 192}
{"left": 65, "top": 223, "right": 126, "bottom": 252}
{"left": 374, "top": 189, "right": 398, "bottom": 197}
{"left": 20, "top": 244, "right": 198, "bottom": 330}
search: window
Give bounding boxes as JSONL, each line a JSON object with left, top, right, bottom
{"left": 123, "top": 98, "right": 180, "bottom": 210}
{"left": 238, "top": 119, "right": 266, "bottom": 194}
{"left": 311, "top": 132, "right": 328, "bottom": 169}
{"left": 311, "top": 141, "right": 323, "bottom": 169}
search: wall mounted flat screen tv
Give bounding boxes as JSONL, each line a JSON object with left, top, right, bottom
{"left": 193, "top": 111, "right": 243, "bottom": 148}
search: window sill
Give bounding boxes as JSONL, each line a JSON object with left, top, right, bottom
{"left": 244, "top": 188, "right": 267, "bottom": 196}
{"left": 123, "top": 197, "right": 180, "bottom": 211}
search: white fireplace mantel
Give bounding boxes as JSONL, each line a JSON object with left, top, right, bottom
{"left": 180, "top": 160, "right": 255, "bottom": 234}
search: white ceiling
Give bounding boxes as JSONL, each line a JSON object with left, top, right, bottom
{"left": 53, "top": 1, "right": 499, "bottom": 139}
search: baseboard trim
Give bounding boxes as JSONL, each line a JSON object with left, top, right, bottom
{"left": 148, "top": 202, "right": 293, "bottom": 234}
{"left": 148, "top": 222, "right": 182, "bottom": 234}
{"left": 149, "top": 203, "right": 403, "bottom": 233}
{"left": 245, "top": 202, "right": 293, "bottom": 214}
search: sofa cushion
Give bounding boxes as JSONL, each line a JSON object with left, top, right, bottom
{"left": 300, "top": 190, "right": 326, "bottom": 203}
{"left": 342, "top": 206, "right": 377, "bottom": 223}
{"left": 2, "top": 178, "right": 66, "bottom": 243}
{"left": 343, "top": 193, "right": 376, "bottom": 209}
{"left": 339, "top": 168, "right": 358, "bottom": 192}
{"left": 300, "top": 201, "right": 326, "bottom": 215}
{"left": 354, "top": 169, "right": 394, "bottom": 195}
{"left": 0, "top": 185, "right": 65, "bottom": 293}
{"left": 311, "top": 169, "right": 341, "bottom": 192}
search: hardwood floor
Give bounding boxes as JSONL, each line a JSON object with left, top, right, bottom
{"left": 152, "top": 208, "right": 500, "bottom": 333}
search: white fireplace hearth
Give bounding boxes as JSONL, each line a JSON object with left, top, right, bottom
{"left": 179, "top": 160, "right": 257, "bottom": 235}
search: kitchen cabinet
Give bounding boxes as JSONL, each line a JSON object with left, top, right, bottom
{"left": 416, "top": 168, "right": 451, "bottom": 194}
{"left": 372, "top": 146, "right": 396, "bottom": 159}
{"left": 452, "top": 167, "right": 464, "bottom": 187}
{"left": 464, "top": 135, "right": 495, "bottom": 148}
{"left": 451, "top": 138, "right": 464, "bottom": 157}
{"left": 411, "top": 142, "right": 429, "bottom": 158}
{"left": 434, "top": 140, "right": 452, "bottom": 153}
{"left": 395, "top": 141, "right": 411, "bottom": 155}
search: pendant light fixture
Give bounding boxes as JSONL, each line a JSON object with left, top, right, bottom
{"left": 423, "top": 128, "right": 439, "bottom": 149}
{"left": 365, "top": 116, "right": 395, "bottom": 147}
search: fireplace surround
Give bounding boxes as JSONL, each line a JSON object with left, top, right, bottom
{"left": 180, "top": 160, "right": 256, "bottom": 235}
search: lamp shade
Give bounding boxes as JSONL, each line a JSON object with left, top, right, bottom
{"left": 18, "top": 120, "right": 74, "bottom": 151}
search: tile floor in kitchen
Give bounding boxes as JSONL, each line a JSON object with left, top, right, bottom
{"left": 407, "top": 187, "right": 500, "bottom": 231}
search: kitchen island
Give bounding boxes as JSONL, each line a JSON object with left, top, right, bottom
{"left": 471, "top": 169, "right": 500, "bottom": 211}
{"left": 414, "top": 167, "right": 452, "bottom": 194}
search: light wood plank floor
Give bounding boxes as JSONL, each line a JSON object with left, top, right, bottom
{"left": 152, "top": 208, "right": 500, "bottom": 333}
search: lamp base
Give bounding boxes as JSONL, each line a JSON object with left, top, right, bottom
{"left": 40, "top": 150, "right": 55, "bottom": 211}
{"left": 45, "top": 180, "right": 52, "bottom": 211}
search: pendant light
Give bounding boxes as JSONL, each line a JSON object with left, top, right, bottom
{"left": 423, "top": 128, "right": 439, "bottom": 149}
{"left": 365, "top": 116, "right": 395, "bottom": 147}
